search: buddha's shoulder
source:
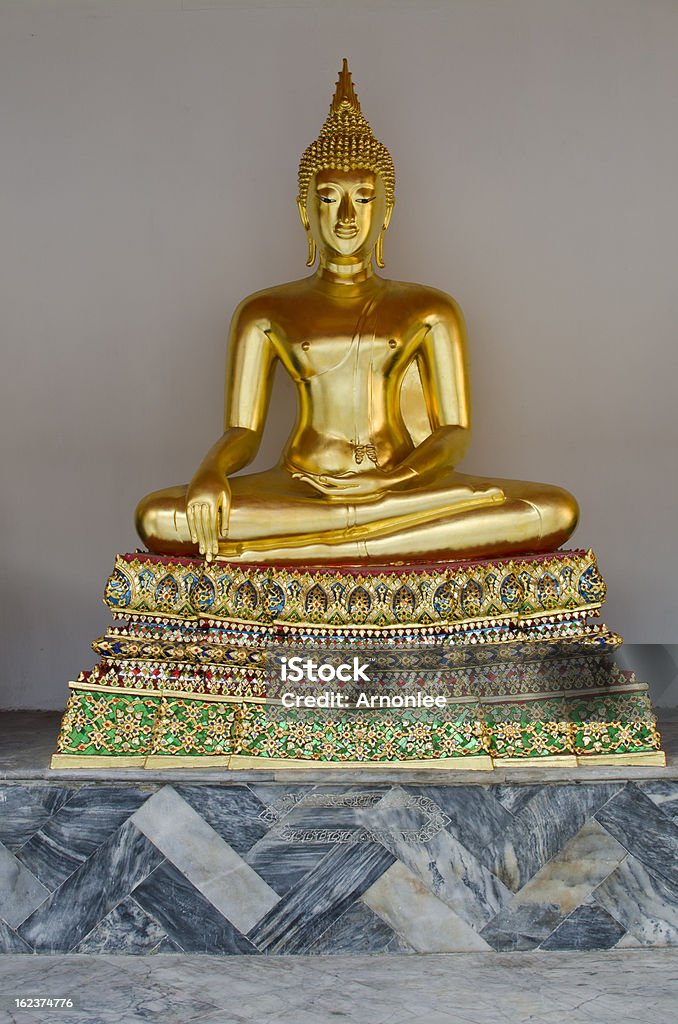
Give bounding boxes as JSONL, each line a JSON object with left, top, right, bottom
{"left": 229, "top": 278, "right": 314, "bottom": 326}
{"left": 385, "top": 280, "right": 465, "bottom": 323}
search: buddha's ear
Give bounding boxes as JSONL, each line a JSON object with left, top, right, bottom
{"left": 298, "top": 197, "right": 316, "bottom": 267}
{"left": 297, "top": 198, "right": 310, "bottom": 232}
{"left": 376, "top": 202, "right": 394, "bottom": 269}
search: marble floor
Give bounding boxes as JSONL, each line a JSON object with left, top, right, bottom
{"left": 0, "top": 950, "right": 677, "bottom": 1023}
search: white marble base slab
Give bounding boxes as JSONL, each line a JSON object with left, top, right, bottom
{"left": 1, "top": 951, "right": 677, "bottom": 1024}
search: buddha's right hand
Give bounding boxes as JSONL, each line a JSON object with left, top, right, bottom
{"left": 186, "top": 470, "right": 231, "bottom": 561}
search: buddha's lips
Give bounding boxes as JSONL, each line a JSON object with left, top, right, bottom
{"left": 335, "top": 225, "right": 358, "bottom": 239}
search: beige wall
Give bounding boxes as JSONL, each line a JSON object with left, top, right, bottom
{"left": 1, "top": 0, "right": 677, "bottom": 708}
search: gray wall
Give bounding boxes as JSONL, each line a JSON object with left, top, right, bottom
{"left": 618, "top": 646, "right": 678, "bottom": 713}
{"left": 1, "top": 0, "right": 677, "bottom": 709}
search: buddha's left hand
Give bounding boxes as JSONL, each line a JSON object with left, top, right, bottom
{"left": 293, "top": 466, "right": 416, "bottom": 501}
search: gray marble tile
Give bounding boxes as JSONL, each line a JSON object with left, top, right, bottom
{"left": 405, "top": 784, "right": 514, "bottom": 858}
{"left": 73, "top": 896, "right": 170, "bottom": 954}
{"left": 0, "top": 841, "right": 48, "bottom": 928}
{"left": 640, "top": 779, "right": 678, "bottom": 821}
{"left": 490, "top": 783, "right": 544, "bottom": 814}
{"left": 480, "top": 901, "right": 563, "bottom": 951}
{"left": 594, "top": 852, "right": 678, "bottom": 945}
{"left": 0, "top": 918, "right": 32, "bottom": 953}
{"left": 133, "top": 861, "right": 258, "bottom": 954}
{"left": 247, "top": 832, "right": 395, "bottom": 953}
{"left": 366, "top": 786, "right": 511, "bottom": 930}
{"left": 509, "top": 818, "right": 627, "bottom": 915}
{"left": 16, "top": 786, "right": 149, "bottom": 891}
{"left": 17, "top": 820, "right": 163, "bottom": 953}
{"left": 485, "top": 782, "right": 621, "bottom": 891}
{"left": 477, "top": 817, "right": 629, "bottom": 951}
{"left": 596, "top": 782, "right": 678, "bottom": 889}
{"left": 363, "top": 859, "right": 491, "bottom": 952}
{"left": 305, "top": 899, "right": 413, "bottom": 953}
{"left": 131, "top": 786, "right": 280, "bottom": 933}
{"left": 245, "top": 835, "right": 337, "bottom": 895}
{"left": 0, "top": 784, "right": 71, "bottom": 850}
{"left": 540, "top": 902, "right": 626, "bottom": 950}
{"left": 173, "top": 784, "right": 270, "bottom": 855}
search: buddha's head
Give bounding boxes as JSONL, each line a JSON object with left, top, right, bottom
{"left": 297, "top": 60, "right": 395, "bottom": 268}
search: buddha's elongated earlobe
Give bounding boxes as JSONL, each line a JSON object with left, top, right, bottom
{"left": 306, "top": 234, "right": 317, "bottom": 267}
{"left": 297, "top": 197, "right": 316, "bottom": 267}
{"left": 375, "top": 203, "right": 393, "bottom": 269}
{"left": 375, "top": 229, "right": 386, "bottom": 268}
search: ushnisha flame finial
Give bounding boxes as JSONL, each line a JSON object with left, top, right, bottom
{"left": 297, "top": 58, "right": 396, "bottom": 208}
{"left": 330, "top": 57, "right": 361, "bottom": 115}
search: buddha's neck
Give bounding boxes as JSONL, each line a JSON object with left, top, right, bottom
{"left": 317, "top": 254, "right": 374, "bottom": 287}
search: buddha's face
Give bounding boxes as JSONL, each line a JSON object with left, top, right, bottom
{"left": 303, "top": 168, "right": 390, "bottom": 261}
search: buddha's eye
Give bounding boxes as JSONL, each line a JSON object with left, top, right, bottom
{"left": 318, "top": 195, "right": 336, "bottom": 204}
{"left": 355, "top": 197, "right": 376, "bottom": 204}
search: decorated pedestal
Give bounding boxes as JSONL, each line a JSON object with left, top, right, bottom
{"left": 51, "top": 549, "right": 664, "bottom": 769}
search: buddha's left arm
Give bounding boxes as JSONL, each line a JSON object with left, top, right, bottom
{"left": 397, "top": 297, "right": 472, "bottom": 480}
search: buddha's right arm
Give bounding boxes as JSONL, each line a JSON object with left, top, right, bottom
{"left": 186, "top": 303, "right": 277, "bottom": 558}
{"left": 192, "top": 427, "right": 260, "bottom": 480}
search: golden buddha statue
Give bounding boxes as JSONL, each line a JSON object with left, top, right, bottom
{"left": 136, "top": 60, "right": 578, "bottom": 566}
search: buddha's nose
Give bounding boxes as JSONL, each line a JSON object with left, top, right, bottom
{"left": 338, "top": 192, "right": 355, "bottom": 224}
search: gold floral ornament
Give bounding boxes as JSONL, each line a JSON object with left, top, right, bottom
{"left": 297, "top": 59, "right": 396, "bottom": 267}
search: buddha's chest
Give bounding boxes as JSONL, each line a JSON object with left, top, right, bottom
{"left": 283, "top": 331, "right": 406, "bottom": 383}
